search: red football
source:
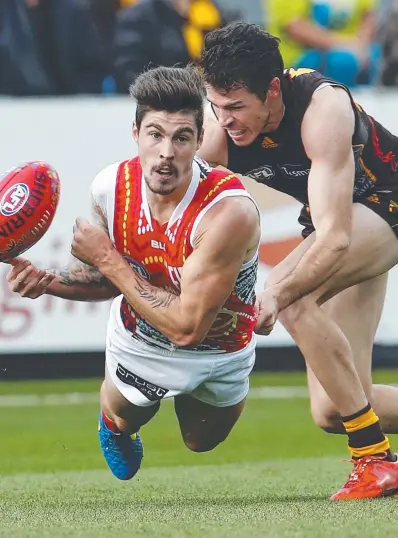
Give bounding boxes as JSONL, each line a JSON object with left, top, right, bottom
{"left": 0, "top": 161, "right": 60, "bottom": 262}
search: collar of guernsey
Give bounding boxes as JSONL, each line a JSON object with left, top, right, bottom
{"left": 140, "top": 159, "right": 201, "bottom": 233}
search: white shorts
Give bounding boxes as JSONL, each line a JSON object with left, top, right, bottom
{"left": 106, "top": 296, "right": 256, "bottom": 408}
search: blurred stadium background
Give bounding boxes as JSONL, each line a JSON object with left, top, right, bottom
{"left": 2, "top": 2, "right": 398, "bottom": 537}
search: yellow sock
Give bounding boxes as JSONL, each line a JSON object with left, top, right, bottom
{"left": 342, "top": 404, "right": 390, "bottom": 459}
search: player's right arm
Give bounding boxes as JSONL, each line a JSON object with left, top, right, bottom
{"left": 6, "top": 255, "right": 118, "bottom": 301}
{"left": 196, "top": 103, "right": 229, "bottom": 167}
{"left": 5, "top": 165, "right": 120, "bottom": 302}
{"left": 97, "top": 196, "right": 260, "bottom": 346}
{"left": 6, "top": 200, "right": 119, "bottom": 301}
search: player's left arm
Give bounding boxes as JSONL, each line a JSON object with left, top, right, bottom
{"left": 267, "top": 86, "right": 356, "bottom": 310}
{"left": 79, "top": 197, "right": 260, "bottom": 347}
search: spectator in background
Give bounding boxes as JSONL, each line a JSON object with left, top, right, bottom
{"left": 0, "top": 0, "right": 117, "bottom": 96}
{"left": 380, "top": 0, "right": 398, "bottom": 85}
{"left": 88, "top": 0, "right": 148, "bottom": 94}
{"left": 265, "top": 0, "right": 380, "bottom": 87}
{"left": 113, "top": 0, "right": 236, "bottom": 94}
{"left": 0, "top": 0, "right": 51, "bottom": 95}
{"left": 88, "top": 0, "right": 120, "bottom": 93}
{"left": 26, "top": 0, "right": 107, "bottom": 95}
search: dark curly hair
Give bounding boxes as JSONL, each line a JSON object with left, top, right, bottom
{"left": 200, "top": 22, "right": 284, "bottom": 100}
{"left": 130, "top": 65, "right": 205, "bottom": 137}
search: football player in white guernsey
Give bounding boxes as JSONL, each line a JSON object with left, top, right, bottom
{"left": 6, "top": 66, "right": 261, "bottom": 482}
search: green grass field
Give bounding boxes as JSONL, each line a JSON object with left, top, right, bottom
{"left": 1, "top": 371, "right": 398, "bottom": 538}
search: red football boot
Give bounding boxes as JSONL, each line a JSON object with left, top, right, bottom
{"left": 331, "top": 453, "right": 398, "bottom": 500}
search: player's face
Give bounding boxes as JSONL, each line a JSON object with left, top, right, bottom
{"left": 206, "top": 80, "right": 281, "bottom": 146}
{"left": 134, "top": 110, "right": 202, "bottom": 196}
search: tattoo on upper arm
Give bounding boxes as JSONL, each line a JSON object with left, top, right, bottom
{"left": 135, "top": 279, "right": 178, "bottom": 309}
{"left": 192, "top": 227, "right": 206, "bottom": 249}
{"left": 57, "top": 262, "right": 110, "bottom": 288}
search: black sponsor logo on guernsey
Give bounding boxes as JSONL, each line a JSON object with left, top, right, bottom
{"left": 279, "top": 164, "right": 310, "bottom": 179}
{"left": 0, "top": 171, "right": 47, "bottom": 239}
{"left": 116, "top": 364, "right": 169, "bottom": 401}
{"left": 246, "top": 165, "right": 275, "bottom": 182}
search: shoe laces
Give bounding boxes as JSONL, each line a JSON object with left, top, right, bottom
{"left": 341, "top": 453, "right": 387, "bottom": 489}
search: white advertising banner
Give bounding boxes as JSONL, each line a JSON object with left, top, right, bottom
{"left": 1, "top": 90, "right": 398, "bottom": 353}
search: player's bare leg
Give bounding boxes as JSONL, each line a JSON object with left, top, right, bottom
{"left": 174, "top": 394, "right": 245, "bottom": 452}
{"left": 308, "top": 274, "right": 385, "bottom": 433}
{"left": 266, "top": 220, "right": 398, "bottom": 434}
{"left": 275, "top": 203, "right": 398, "bottom": 499}
{"left": 98, "top": 366, "right": 160, "bottom": 480}
{"left": 100, "top": 366, "right": 160, "bottom": 433}
{"left": 308, "top": 273, "right": 398, "bottom": 434}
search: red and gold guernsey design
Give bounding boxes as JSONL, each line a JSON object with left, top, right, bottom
{"left": 112, "top": 156, "right": 258, "bottom": 353}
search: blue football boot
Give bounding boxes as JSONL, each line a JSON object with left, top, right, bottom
{"left": 98, "top": 412, "right": 143, "bottom": 480}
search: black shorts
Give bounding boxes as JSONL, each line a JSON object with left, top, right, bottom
{"left": 299, "top": 190, "right": 398, "bottom": 239}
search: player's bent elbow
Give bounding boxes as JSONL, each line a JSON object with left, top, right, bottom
{"left": 168, "top": 324, "right": 207, "bottom": 348}
{"left": 170, "top": 331, "right": 204, "bottom": 348}
{"left": 167, "top": 315, "right": 211, "bottom": 347}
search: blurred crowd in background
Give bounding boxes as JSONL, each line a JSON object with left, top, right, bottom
{"left": 2, "top": 0, "right": 398, "bottom": 97}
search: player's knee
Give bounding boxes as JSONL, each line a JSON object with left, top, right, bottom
{"left": 182, "top": 433, "right": 227, "bottom": 453}
{"left": 311, "top": 403, "right": 344, "bottom": 434}
{"left": 278, "top": 298, "right": 314, "bottom": 335}
{"left": 184, "top": 439, "right": 220, "bottom": 452}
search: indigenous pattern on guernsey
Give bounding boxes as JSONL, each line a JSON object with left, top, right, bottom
{"left": 112, "top": 156, "right": 258, "bottom": 353}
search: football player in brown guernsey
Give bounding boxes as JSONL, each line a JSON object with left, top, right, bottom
{"left": 198, "top": 21, "right": 398, "bottom": 500}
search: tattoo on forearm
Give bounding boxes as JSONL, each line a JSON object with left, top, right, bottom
{"left": 135, "top": 278, "right": 178, "bottom": 309}
{"left": 56, "top": 263, "right": 110, "bottom": 288}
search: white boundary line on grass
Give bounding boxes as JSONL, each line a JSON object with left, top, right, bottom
{"left": 0, "top": 386, "right": 310, "bottom": 407}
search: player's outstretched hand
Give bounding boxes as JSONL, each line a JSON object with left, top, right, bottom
{"left": 4, "top": 257, "right": 55, "bottom": 299}
{"left": 254, "top": 290, "right": 279, "bottom": 335}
